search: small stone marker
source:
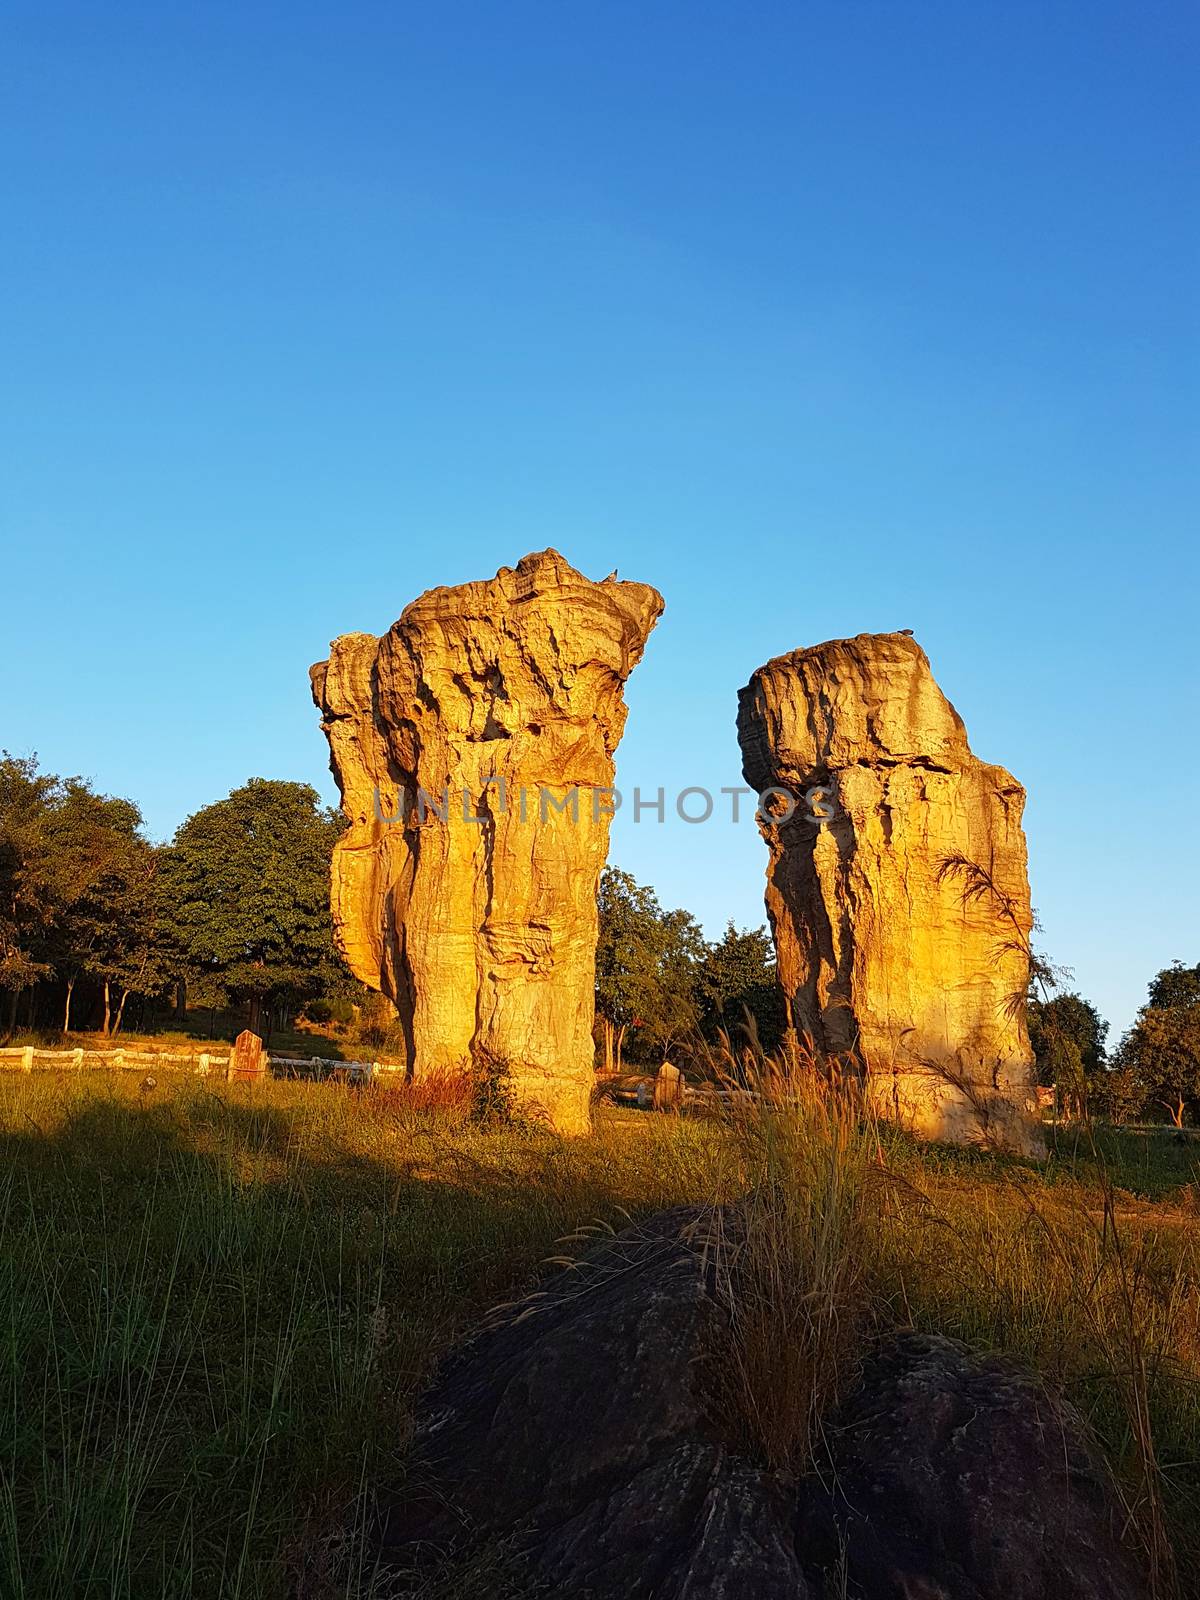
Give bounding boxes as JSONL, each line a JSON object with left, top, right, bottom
{"left": 230, "top": 1029, "right": 266, "bottom": 1081}
{"left": 654, "top": 1061, "right": 683, "bottom": 1111}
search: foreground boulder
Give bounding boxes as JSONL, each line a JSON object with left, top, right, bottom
{"left": 377, "top": 1210, "right": 1146, "bottom": 1599}
{"left": 311, "top": 550, "right": 662, "bottom": 1134}
{"left": 738, "top": 631, "right": 1042, "bottom": 1154}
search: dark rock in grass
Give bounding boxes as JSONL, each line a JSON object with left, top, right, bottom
{"left": 375, "top": 1208, "right": 1148, "bottom": 1600}
{"left": 807, "top": 1335, "right": 1147, "bottom": 1600}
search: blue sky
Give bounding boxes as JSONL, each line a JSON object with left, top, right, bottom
{"left": 3, "top": 1, "right": 1196, "bottom": 1039}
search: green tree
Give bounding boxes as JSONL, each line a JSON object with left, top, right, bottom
{"left": 1027, "top": 991, "right": 1108, "bottom": 1092}
{"left": 1088, "top": 1061, "right": 1144, "bottom": 1125}
{"left": 159, "top": 779, "right": 346, "bottom": 1036}
{"left": 594, "top": 868, "right": 704, "bottom": 1067}
{"left": 83, "top": 837, "right": 172, "bottom": 1035}
{"left": 0, "top": 754, "right": 59, "bottom": 1027}
{"left": 0, "top": 757, "right": 168, "bottom": 1034}
{"left": 1116, "top": 960, "right": 1200, "bottom": 1127}
{"left": 696, "top": 920, "right": 786, "bottom": 1051}
{"left": 650, "top": 905, "right": 707, "bottom": 1058}
{"left": 43, "top": 781, "right": 163, "bottom": 1033}
{"left": 1148, "top": 960, "right": 1200, "bottom": 1010}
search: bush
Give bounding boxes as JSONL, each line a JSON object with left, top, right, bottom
{"left": 300, "top": 995, "right": 357, "bottom": 1026}
{"left": 352, "top": 992, "right": 407, "bottom": 1055}
{"left": 469, "top": 1049, "right": 520, "bottom": 1126}
{"left": 1090, "top": 1064, "right": 1144, "bottom": 1125}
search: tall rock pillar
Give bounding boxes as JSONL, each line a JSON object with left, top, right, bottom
{"left": 738, "top": 632, "right": 1042, "bottom": 1154}
{"left": 311, "top": 550, "right": 663, "bottom": 1134}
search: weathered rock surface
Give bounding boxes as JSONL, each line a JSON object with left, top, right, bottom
{"left": 310, "top": 550, "right": 662, "bottom": 1134}
{"left": 376, "top": 1209, "right": 1146, "bottom": 1599}
{"left": 738, "top": 632, "right": 1042, "bottom": 1153}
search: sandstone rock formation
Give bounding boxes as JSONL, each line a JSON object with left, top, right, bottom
{"left": 375, "top": 1208, "right": 1144, "bottom": 1599}
{"left": 738, "top": 632, "right": 1042, "bottom": 1153}
{"left": 310, "top": 550, "right": 663, "bottom": 1134}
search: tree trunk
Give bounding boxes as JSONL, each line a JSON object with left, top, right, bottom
{"left": 5, "top": 988, "right": 17, "bottom": 1040}
{"left": 174, "top": 978, "right": 187, "bottom": 1021}
{"left": 599, "top": 1017, "right": 614, "bottom": 1074}
{"left": 102, "top": 979, "right": 112, "bottom": 1037}
{"left": 616, "top": 1023, "right": 627, "bottom": 1073}
{"left": 114, "top": 989, "right": 130, "bottom": 1035}
{"left": 63, "top": 976, "right": 75, "bottom": 1036}
{"left": 248, "top": 995, "right": 262, "bottom": 1036}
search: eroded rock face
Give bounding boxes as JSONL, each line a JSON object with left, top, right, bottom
{"left": 310, "top": 550, "right": 663, "bottom": 1133}
{"left": 374, "top": 1209, "right": 1145, "bottom": 1599}
{"left": 738, "top": 632, "right": 1042, "bottom": 1154}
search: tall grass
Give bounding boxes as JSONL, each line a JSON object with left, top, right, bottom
{"left": 701, "top": 1043, "right": 882, "bottom": 1473}
{"left": 0, "top": 1073, "right": 729, "bottom": 1598}
{"left": 689, "top": 1025, "right": 1199, "bottom": 1595}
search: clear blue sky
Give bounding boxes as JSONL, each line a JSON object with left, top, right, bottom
{"left": 3, "top": 1, "right": 1196, "bottom": 1040}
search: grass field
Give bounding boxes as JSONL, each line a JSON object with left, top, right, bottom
{"left": 1, "top": 1071, "right": 1198, "bottom": 1598}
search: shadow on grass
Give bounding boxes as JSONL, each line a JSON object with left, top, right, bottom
{"left": 0, "top": 1079, "right": 691, "bottom": 1599}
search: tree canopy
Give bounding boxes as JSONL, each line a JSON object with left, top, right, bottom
{"left": 594, "top": 867, "right": 783, "bottom": 1065}
{"left": 1, "top": 758, "right": 352, "bottom": 1037}
{"left": 0, "top": 754, "right": 61, "bottom": 998}
{"left": 1148, "top": 960, "right": 1200, "bottom": 1011}
{"left": 1027, "top": 991, "right": 1108, "bottom": 1090}
{"left": 696, "top": 920, "right": 786, "bottom": 1050}
{"left": 0, "top": 756, "right": 169, "bottom": 1031}
{"left": 595, "top": 868, "right": 705, "bottom": 1059}
{"left": 159, "top": 779, "right": 346, "bottom": 1031}
{"left": 1114, "top": 959, "right": 1200, "bottom": 1126}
